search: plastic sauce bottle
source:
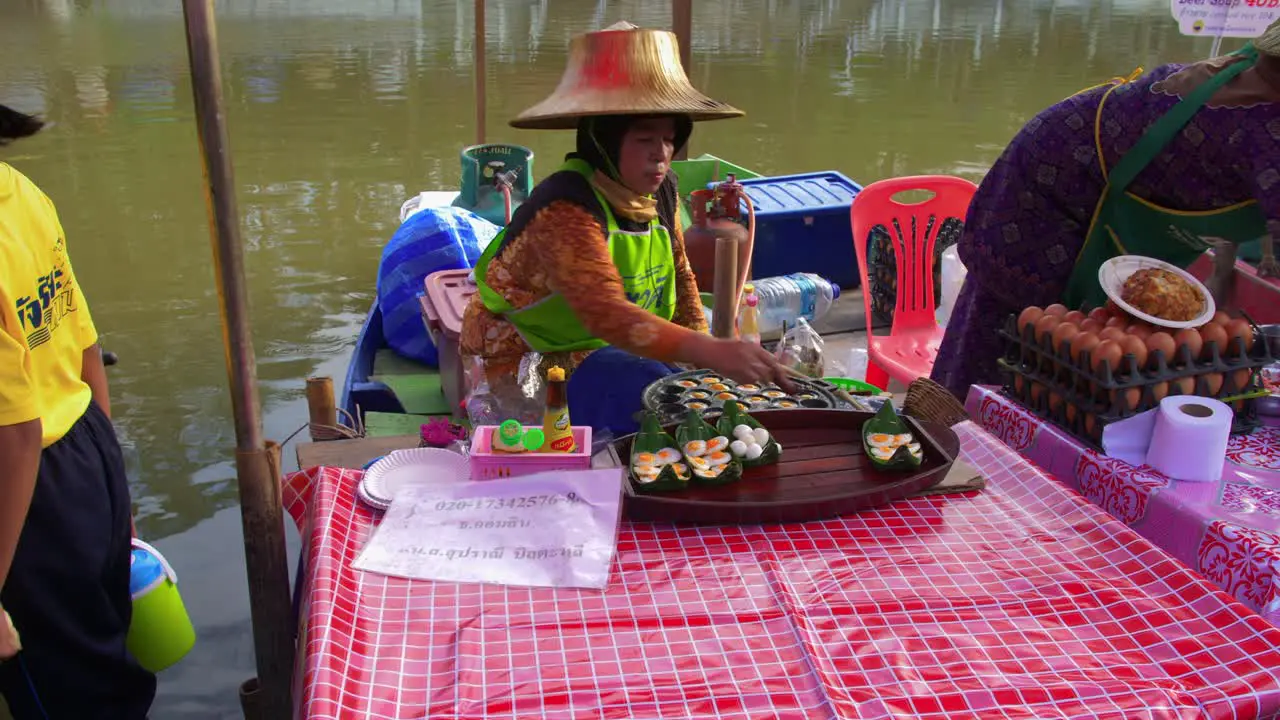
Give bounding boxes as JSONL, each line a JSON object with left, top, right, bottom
{"left": 540, "top": 366, "right": 576, "bottom": 453}
{"left": 738, "top": 283, "right": 762, "bottom": 345}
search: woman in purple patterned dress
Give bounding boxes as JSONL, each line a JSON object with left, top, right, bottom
{"left": 931, "top": 28, "right": 1280, "bottom": 400}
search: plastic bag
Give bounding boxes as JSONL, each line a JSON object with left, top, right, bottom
{"left": 775, "top": 318, "right": 825, "bottom": 378}
{"left": 377, "top": 207, "right": 499, "bottom": 366}
{"left": 464, "top": 354, "right": 545, "bottom": 428}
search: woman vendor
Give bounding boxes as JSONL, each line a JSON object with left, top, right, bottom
{"left": 461, "top": 22, "right": 789, "bottom": 436}
{"left": 932, "top": 20, "right": 1280, "bottom": 400}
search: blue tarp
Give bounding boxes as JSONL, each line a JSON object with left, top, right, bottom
{"left": 376, "top": 207, "right": 498, "bottom": 366}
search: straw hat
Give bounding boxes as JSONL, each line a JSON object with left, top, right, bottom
{"left": 1257, "top": 17, "right": 1280, "bottom": 56}
{"left": 510, "top": 22, "right": 743, "bottom": 130}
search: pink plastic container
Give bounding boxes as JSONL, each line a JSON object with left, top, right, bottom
{"left": 469, "top": 425, "right": 594, "bottom": 480}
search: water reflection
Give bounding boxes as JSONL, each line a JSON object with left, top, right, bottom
{"left": 0, "top": 0, "right": 1243, "bottom": 715}
{"left": 0, "top": 0, "right": 1233, "bottom": 543}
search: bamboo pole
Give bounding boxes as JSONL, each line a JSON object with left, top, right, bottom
{"left": 306, "top": 376, "right": 337, "bottom": 439}
{"left": 178, "top": 1, "right": 294, "bottom": 717}
{"left": 672, "top": 0, "right": 692, "bottom": 160}
{"left": 711, "top": 234, "right": 738, "bottom": 339}
{"left": 475, "top": 0, "right": 486, "bottom": 145}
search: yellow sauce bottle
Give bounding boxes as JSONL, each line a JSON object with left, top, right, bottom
{"left": 541, "top": 366, "right": 577, "bottom": 453}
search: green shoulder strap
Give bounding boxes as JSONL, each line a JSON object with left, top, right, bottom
{"left": 1107, "top": 44, "right": 1259, "bottom": 195}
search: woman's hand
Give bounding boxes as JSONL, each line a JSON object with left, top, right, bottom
{"left": 1, "top": 606, "right": 20, "bottom": 660}
{"left": 685, "top": 336, "right": 796, "bottom": 392}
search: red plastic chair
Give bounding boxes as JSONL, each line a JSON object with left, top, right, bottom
{"left": 851, "top": 175, "right": 978, "bottom": 390}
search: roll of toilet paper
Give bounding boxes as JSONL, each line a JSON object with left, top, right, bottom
{"left": 1146, "top": 395, "right": 1232, "bottom": 483}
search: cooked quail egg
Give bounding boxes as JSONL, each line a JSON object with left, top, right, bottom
{"left": 705, "top": 450, "right": 732, "bottom": 466}
{"left": 730, "top": 439, "right": 749, "bottom": 457}
{"left": 744, "top": 443, "right": 764, "bottom": 460}
{"left": 655, "top": 448, "right": 681, "bottom": 465}
{"left": 870, "top": 447, "right": 897, "bottom": 462}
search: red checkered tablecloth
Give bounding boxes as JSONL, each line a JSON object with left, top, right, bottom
{"left": 966, "top": 385, "right": 1280, "bottom": 625}
{"left": 283, "top": 421, "right": 1280, "bottom": 719}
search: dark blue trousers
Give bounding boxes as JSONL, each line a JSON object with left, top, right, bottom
{"left": 0, "top": 402, "right": 155, "bottom": 719}
{"left": 567, "top": 347, "right": 679, "bottom": 441}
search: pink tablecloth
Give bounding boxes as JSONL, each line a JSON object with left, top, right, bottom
{"left": 283, "top": 422, "right": 1280, "bottom": 719}
{"left": 966, "top": 385, "right": 1280, "bottom": 625}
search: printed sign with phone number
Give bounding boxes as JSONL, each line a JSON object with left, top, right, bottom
{"left": 1171, "top": 0, "right": 1280, "bottom": 37}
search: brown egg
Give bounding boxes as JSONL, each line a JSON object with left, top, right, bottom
{"left": 1065, "top": 402, "right": 1079, "bottom": 424}
{"left": 1072, "top": 332, "right": 1101, "bottom": 366}
{"left": 1099, "top": 327, "right": 1127, "bottom": 344}
{"left": 1231, "top": 368, "right": 1253, "bottom": 392}
{"left": 1044, "top": 303, "right": 1069, "bottom": 317}
{"left": 1084, "top": 413, "right": 1098, "bottom": 438}
{"left": 1202, "top": 372, "right": 1224, "bottom": 396}
{"left": 1048, "top": 391, "right": 1063, "bottom": 412}
{"left": 1145, "top": 332, "right": 1177, "bottom": 370}
{"left": 1118, "top": 336, "right": 1149, "bottom": 375}
{"left": 1079, "top": 318, "right": 1105, "bottom": 335}
{"left": 1150, "top": 381, "right": 1169, "bottom": 403}
{"left": 1035, "top": 314, "right": 1061, "bottom": 344}
{"left": 1111, "top": 387, "right": 1141, "bottom": 411}
{"left": 1092, "top": 340, "right": 1123, "bottom": 375}
{"left": 1224, "top": 318, "right": 1254, "bottom": 358}
{"left": 1169, "top": 376, "right": 1196, "bottom": 396}
{"left": 1018, "top": 306, "right": 1044, "bottom": 335}
{"left": 1029, "top": 381, "right": 1045, "bottom": 406}
{"left": 1200, "top": 323, "right": 1229, "bottom": 361}
{"left": 1173, "top": 328, "right": 1203, "bottom": 366}
{"left": 1105, "top": 299, "right": 1123, "bottom": 317}
{"left": 1105, "top": 316, "right": 1129, "bottom": 329}
{"left": 1213, "top": 310, "right": 1232, "bottom": 326}
{"left": 1127, "top": 323, "right": 1153, "bottom": 340}
{"left": 1014, "top": 375, "right": 1025, "bottom": 395}
{"left": 1053, "top": 323, "right": 1080, "bottom": 355}
{"left": 1087, "top": 307, "right": 1111, "bottom": 324}
{"left": 1063, "top": 310, "right": 1087, "bottom": 326}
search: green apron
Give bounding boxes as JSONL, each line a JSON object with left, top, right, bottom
{"left": 1062, "top": 44, "right": 1267, "bottom": 309}
{"left": 473, "top": 158, "right": 677, "bottom": 353}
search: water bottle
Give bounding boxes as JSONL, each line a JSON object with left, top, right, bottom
{"left": 752, "top": 273, "right": 841, "bottom": 335}
{"left": 935, "top": 244, "right": 966, "bottom": 329}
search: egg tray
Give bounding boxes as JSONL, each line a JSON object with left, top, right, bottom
{"left": 996, "top": 314, "right": 1271, "bottom": 448}
{"left": 642, "top": 370, "right": 850, "bottom": 425}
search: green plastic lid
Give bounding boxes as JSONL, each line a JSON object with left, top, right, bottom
{"left": 496, "top": 419, "right": 524, "bottom": 447}
{"left": 521, "top": 427, "right": 545, "bottom": 451}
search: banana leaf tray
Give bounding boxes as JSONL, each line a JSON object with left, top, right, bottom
{"left": 599, "top": 409, "right": 958, "bottom": 525}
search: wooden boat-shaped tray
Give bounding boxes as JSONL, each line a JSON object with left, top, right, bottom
{"left": 600, "top": 409, "right": 959, "bottom": 525}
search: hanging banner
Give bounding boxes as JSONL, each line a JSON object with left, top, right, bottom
{"left": 1171, "top": 0, "right": 1280, "bottom": 39}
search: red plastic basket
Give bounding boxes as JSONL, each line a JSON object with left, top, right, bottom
{"left": 469, "top": 425, "right": 594, "bottom": 480}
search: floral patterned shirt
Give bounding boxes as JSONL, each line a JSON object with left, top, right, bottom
{"left": 460, "top": 169, "right": 707, "bottom": 380}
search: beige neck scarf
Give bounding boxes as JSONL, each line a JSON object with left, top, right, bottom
{"left": 590, "top": 170, "right": 658, "bottom": 223}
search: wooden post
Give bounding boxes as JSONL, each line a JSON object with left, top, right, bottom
{"left": 672, "top": 0, "right": 692, "bottom": 160}
{"left": 178, "top": 1, "right": 294, "bottom": 717}
{"left": 305, "top": 376, "right": 337, "bottom": 440}
{"left": 711, "top": 234, "right": 738, "bottom": 339}
{"left": 475, "top": 0, "right": 486, "bottom": 146}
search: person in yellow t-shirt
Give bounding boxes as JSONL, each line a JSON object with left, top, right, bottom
{"left": 0, "top": 105, "right": 155, "bottom": 719}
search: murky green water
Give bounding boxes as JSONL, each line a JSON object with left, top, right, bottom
{"left": 0, "top": 0, "right": 1232, "bottom": 715}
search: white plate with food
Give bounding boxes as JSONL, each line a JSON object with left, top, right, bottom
{"left": 358, "top": 447, "right": 470, "bottom": 511}
{"left": 1098, "top": 255, "right": 1215, "bottom": 329}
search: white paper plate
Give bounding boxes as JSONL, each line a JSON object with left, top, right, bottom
{"left": 358, "top": 448, "right": 470, "bottom": 511}
{"left": 1098, "top": 255, "right": 1215, "bottom": 330}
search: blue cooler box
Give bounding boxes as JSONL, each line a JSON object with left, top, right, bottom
{"left": 722, "top": 172, "right": 863, "bottom": 290}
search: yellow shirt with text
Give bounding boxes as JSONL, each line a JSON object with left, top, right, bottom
{"left": 0, "top": 163, "right": 97, "bottom": 447}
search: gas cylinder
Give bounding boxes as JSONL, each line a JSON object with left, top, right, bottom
{"left": 683, "top": 175, "right": 752, "bottom": 293}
